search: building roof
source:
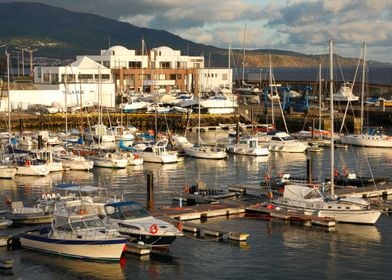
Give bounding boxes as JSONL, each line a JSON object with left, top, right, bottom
{"left": 71, "top": 56, "right": 107, "bottom": 69}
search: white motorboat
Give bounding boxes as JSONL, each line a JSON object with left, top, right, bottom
{"left": 329, "top": 82, "right": 359, "bottom": 102}
{"left": 134, "top": 140, "right": 178, "bottom": 164}
{"left": 53, "top": 147, "right": 94, "bottom": 171}
{"left": 15, "top": 157, "right": 50, "bottom": 176}
{"left": 90, "top": 152, "right": 128, "bottom": 169}
{"left": 0, "top": 164, "right": 17, "bottom": 179}
{"left": 264, "top": 132, "right": 308, "bottom": 153}
{"left": 184, "top": 144, "right": 227, "bottom": 159}
{"left": 226, "top": 137, "right": 269, "bottom": 156}
{"left": 199, "top": 88, "right": 238, "bottom": 114}
{"left": 121, "top": 96, "right": 151, "bottom": 112}
{"left": 120, "top": 151, "right": 144, "bottom": 165}
{"left": 30, "top": 147, "right": 63, "bottom": 172}
{"left": 2, "top": 200, "right": 52, "bottom": 226}
{"left": 19, "top": 199, "right": 127, "bottom": 261}
{"left": 103, "top": 200, "right": 183, "bottom": 247}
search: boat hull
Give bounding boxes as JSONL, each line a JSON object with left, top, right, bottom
{"left": 19, "top": 231, "right": 127, "bottom": 261}
{"left": 0, "top": 166, "right": 17, "bottom": 179}
{"left": 16, "top": 165, "right": 50, "bottom": 176}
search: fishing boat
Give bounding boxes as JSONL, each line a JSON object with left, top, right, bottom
{"left": 19, "top": 199, "right": 127, "bottom": 261}
{"left": 103, "top": 200, "right": 183, "bottom": 247}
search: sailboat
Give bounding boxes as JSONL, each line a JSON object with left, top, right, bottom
{"left": 340, "top": 43, "right": 392, "bottom": 148}
{"left": 0, "top": 50, "right": 17, "bottom": 179}
{"left": 183, "top": 89, "right": 227, "bottom": 159}
{"left": 271, "top": 40, "right": 382, "bottom": 225}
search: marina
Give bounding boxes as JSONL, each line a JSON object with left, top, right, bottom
{"left": 1, "top": 133, "right": 392, "bottom": 278}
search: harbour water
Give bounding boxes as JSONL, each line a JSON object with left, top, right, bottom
{"left": 1, "top": 131, "right": 392, "bottom": 279}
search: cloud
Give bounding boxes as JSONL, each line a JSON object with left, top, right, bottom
{"left": 0, "top": 0, "right": 391, "bottom": 62}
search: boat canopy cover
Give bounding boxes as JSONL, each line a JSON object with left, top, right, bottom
{"left": 54, "top": 183, "right": 102, "bottom": 192}
{"left": 283, "top": 184, "right": 323, "bottom": 202}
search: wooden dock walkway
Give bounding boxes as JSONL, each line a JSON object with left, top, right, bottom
{"left": 334, "top": 184, "right": 392, "bottom": 198}
{"left": 246, "top": 204, "right": 336, "bottom": 228}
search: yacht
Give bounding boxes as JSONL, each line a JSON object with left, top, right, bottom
{"left": 134, "top": 140, "right": 178, "bottom": 164}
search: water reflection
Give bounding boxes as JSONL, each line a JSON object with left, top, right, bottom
{"left": 20, "top": 252, "right": 125, "bottom": 280}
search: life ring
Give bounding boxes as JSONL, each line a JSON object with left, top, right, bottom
{"left": 149, "top": 224, "right": 158, "bottom": 235}
{"left": 177, "top": 222, "right": 183, "bottom": 232}
{"left": 134, "top": 154, "right": 139, "bottom": 159}
{"left": 25, "top": 159, "right": 31, "bottom": 166}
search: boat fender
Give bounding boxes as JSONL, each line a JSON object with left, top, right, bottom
{"left": 177, "top": 222, "right": 183, "bottom": 232}
{"left": 182, "top": 186, "right": 190, "bottom": 193}
{"left": 149, "top": 224, "right": 158, "bottom": 235}
{"left": 266, "top": 191, "right": 273, "bottom": 200}
{"left": 5, "top": 196, "right": 12, "bottom": 207}
{"left": 7, "top": 236, "right": 21, "bottom": 251}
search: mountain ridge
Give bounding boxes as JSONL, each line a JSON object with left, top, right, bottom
{"left": 0, "top": 2, "right": 390, "bottom": 69}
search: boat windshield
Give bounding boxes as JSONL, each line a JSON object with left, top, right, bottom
{"left": 70, "top": 217, "right": 105, "bottom": 230}
{"left": 106, "top": 203, "right": 150, "bottom": 220}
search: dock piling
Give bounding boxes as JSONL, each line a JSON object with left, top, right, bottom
{"left": 147, "top": 173, "right": 154, "bottom": 211}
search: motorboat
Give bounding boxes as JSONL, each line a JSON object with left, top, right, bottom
{"left": 121, "top": 96, "right": 151, "bottom": 112}
{"left": 0, "top": 163, "right": 17, "bottom": 179}
{"left": 52, "top": 147, "right": 94, "bottom": 171}
{"left": 19, "top": 199, "right": 127, "bottom": 260}
{"left": 90, "top": 152, "right": 128, "bottom": 169}
{"left": 15, "top": 156, "right": 50, "bottom": 176}
{"left": 2, "top": 200, "right": 52, "bottom": 226}
{"left": 183, "top": 144, "right": 227, "bottom": 159}
{"left": 226, "top": 137, "right": 269, "bottom": 156}
{"left": 329, "top": 82, "right": 359, "bottom": 102}
{"left": 134, "top": 139, "right": 178, "bottom": 164}
{"left": 264, "top": 132, "right": 308, "bottom": 153}
{"left": 103, "top": 200, "right": 183, "bottom": 247}
{"left": 30, "top": 147, "right": 63, "bottom": 172}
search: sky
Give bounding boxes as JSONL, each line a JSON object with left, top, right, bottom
{"left": 1, "top": 0, "right": 391, "bottom": 62}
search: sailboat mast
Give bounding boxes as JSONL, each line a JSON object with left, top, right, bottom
{"left": 329, "top": 39, "right": 335, "bottom": 196}
{"left": 6, "top": 50, "right": 11, "bottom": 145}
{"left": 269, "top": 55, "right": 275, "bottom": 126}
{"left": 360, "top": 42, "right": 366, "bottom": 130}
{"left": 241, "top": 24, "right": 247, "bottom": 85}
{"left": 318, "top": 63, "right": 322, "bottom": 132}
{"left": 64, "top": 66, "right": 68, "bottom": 135}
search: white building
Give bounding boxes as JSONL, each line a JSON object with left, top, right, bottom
{"left": 30, "top": 56, "right": 115, "bottom": 110}
{"left": 81, "top": 45, "right": 230, "bottom": 95}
